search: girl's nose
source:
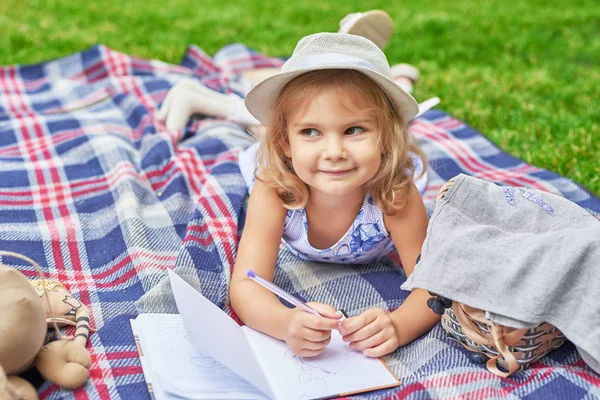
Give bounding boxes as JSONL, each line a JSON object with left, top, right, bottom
{"left": 322, "top": 135, "right": 347, "bottom": 160}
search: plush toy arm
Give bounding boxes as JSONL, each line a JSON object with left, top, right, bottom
{"left": 35, "top": 340, "right": 91, "bottom": 390}
{"left": 73, "top": 303, "right": 92, "bottom": 348}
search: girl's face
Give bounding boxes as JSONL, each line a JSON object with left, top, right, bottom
{"left": 283, "top": 89, "right": 382, "bottom": 199}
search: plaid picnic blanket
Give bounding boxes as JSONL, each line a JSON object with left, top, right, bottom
{"left": 1, "top": 43, "right": 599, "bottom": 400}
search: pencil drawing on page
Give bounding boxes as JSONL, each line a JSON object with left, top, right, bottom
{"left": 149, "top": 319, "right": 263, "bottom": 395}
{"left": 285, "top": 341, "right": 360, "bottom": 387}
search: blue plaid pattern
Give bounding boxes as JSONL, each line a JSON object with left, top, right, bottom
{"left": 0, "top": 43, "right": 598, "bottom": 400}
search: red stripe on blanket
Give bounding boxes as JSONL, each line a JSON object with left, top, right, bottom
{"left": 411, "top": 120, "right": 551, "bottom": 191}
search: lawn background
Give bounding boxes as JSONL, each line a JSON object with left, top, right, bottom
{"left": 1, "top": 0, "right": 598, "bottom": 195}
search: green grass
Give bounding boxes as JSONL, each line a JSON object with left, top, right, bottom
{"left": 1, "top": 0, "right": 598, "bottom": 195}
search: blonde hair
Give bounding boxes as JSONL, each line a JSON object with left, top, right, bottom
{"left": 255, "top": 69, "right": 426, "bottom": 215}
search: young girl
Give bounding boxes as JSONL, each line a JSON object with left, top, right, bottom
{"left": 230, "top": 32, "right": 440, "bottom": 358}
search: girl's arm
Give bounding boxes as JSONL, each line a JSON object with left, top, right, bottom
{"left": 385, "top": 183, "right": 439, "bottom": 344}
{"left": 230, "top": 180, "right": 340, "bottom": 356}
{"left": 338, "top": 184, "right": 439, "bottom": 356}
{"left": 230, "top": 180, "right": 289, "bottom": 337}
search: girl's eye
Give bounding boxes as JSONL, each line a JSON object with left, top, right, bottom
{"left": 301, "top": 128, "right": 320, "bottom": 137}
{"left": 345, "top": 126, "right": 365, "bottom": 135}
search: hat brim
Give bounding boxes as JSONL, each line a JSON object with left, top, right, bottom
{"left": 244, "top": 65, "right": 419, "bottom": 126}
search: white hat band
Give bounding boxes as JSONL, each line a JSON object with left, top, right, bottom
{"left": 290, "top": 53, "right": 379, "bottom": 73}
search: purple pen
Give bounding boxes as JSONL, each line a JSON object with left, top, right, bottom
{"left": 245, "top": 269, "right": 321, "bottom": 316}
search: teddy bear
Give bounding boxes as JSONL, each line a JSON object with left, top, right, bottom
{"left": 0, "top": 252, "right": 93, "bottom": 400}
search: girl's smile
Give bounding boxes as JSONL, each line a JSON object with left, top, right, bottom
{"left": 319, "top": 168, "right": 356, "bottom": 177}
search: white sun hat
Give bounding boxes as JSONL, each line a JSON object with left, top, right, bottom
{"left": 244, "top": 32, "right": 419, "bottom": 126}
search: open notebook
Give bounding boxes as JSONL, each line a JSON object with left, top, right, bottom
{"left": 131, "top": 313, "right": 267, "bottom": 399}
{"left": 141, "top": 270, "right": 400, "bottom": 400}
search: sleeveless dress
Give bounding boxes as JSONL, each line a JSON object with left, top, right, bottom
{"left": 238, "top": 142, "right": 427, "bottom": 264}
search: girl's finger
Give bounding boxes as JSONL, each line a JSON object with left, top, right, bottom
{"left": 341, "top": 317, "right": 381, "bottom": 342}
{"left": 301, "top": 335, "right": 331, "bottom": 351}
{"left": 362, "top": 338, "right": 398, "bottom": 358}
{"left": 300, "top": 312, "right": 340, "bottom": 331}
{"left": 339, "top": 311, "right": 379, "bottom": 336}
{"left": 349, "top": 329, "right": 388, "bottom": 351}
{"left": 296, "top": 348, "right": 326, "bottom": 358}
{"left": 307, "top": 302, "right": 343, "bottom": 319}
{"left": 301, "top": 327, "right": 332, "bottom": 342}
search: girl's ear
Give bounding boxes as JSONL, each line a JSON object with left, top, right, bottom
{"left": 379, "top": 139, "right": 388, "bottom": 155}
{"left": 281, "top": 139, "right": 292, "bottom": 158}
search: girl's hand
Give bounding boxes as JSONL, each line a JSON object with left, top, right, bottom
{"left": 283, "top": 302, "right": 341, "bottom": 358}
{"left": 338, "top": 308, "right": 399, "bottom": 357}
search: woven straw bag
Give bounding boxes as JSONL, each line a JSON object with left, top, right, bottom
{"left": 427, "top": 177, "right": 567, "bottom": 377}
